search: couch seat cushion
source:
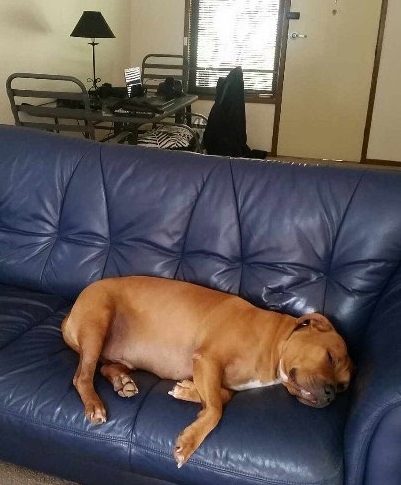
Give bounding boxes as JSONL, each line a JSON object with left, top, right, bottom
{"left": 131, "top": 380, "right": 349, "bottom": 485}
{"left": 0, "top": 288, "right": 159, "bottom": 474}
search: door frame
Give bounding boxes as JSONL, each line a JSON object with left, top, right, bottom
{"left": 360, "top": 0, "right": 388, "bottom": 162}
{"left": 271, "top": 0, "right": 291, "bottom": 156}
{"left": 272, "top": 0, "right": 388, "bottom": 161}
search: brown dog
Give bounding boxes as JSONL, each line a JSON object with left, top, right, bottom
{"left": 62, "top": 276, "right": 353, "bottom": 467}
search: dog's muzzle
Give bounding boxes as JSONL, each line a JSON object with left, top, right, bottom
{"left": 293, "top": 382, "right": 336, "bottom": 408}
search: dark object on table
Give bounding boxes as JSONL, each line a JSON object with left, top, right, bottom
{"left": 128, "top": 84, "right": 146, "bottom": 98}
{"left": 157, "top": 77, "right": 183, "bottom": 99}
{"left": 98, "top": 83, "right": 127, "bottom": 99}
{"left": 110, "top": 96, "right": 174, "bottom": 114}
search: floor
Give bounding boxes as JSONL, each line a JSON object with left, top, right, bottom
{"left": 0, "top": 461, "right": 78, "bottom": 485}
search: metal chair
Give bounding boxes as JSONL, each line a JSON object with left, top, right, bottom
{"left": 138, "top": 55, "right": 207, "bottom": 152}
{"left": 6, "top": 73, "right": 131, "bottom": 143}
{"left": 141, "top": 53, "right": 187, "bottom": 94}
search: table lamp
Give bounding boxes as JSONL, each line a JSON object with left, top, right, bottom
{"left": 70, "top": 11, "right": 115, "bottom": 93}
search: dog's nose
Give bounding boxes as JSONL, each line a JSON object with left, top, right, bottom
{"left": 324, "top": 384, "right": 335, "bottom": 402}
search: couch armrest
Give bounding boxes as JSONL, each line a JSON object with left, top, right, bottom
{"left": 344, "top": 271, "right": 401, "bottom": 485}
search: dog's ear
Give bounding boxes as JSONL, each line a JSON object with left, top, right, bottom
{"left": 297, "top": 313, "right": 333, "bottom": 332}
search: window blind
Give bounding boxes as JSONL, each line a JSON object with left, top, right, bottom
{"left": 188, "top": 0, "right": 281, "bottom": 94}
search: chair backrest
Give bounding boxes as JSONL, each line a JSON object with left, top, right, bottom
{"left": 141, "top": 54, "right": 187, "bottom": 94}
{"left": 6, "top": 73, "right": 96, "bottom": 140}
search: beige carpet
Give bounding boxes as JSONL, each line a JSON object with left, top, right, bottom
{"left": 0, "top": 461, "right": 78, "bottom": 485}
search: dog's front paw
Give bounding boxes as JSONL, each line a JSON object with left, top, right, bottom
{"left": 168, "top": 380, "right": 200, "bottom": 403}
{"left": 85, "top": 399, "right": 107, "bottom": 424}
{"left": 174, "top": 429, "right": 198, "bottom": 468}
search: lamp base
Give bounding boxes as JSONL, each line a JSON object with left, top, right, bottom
{"left": 88, "top": 41, "right": 101, "bottom": 93}
{"left": 87, "top": 80, "right": 101, "bottom": 95}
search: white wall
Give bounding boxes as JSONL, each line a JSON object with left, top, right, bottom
{"left": 1, "top": 0, "right": 395, "bottom": 159}
{"left": 130, "top": 0, "right": 186, "bottom": 66}
{"left": 130, "top": 0, "right": 274, "bottom": 152}
{"left": 0, "top": 0, "right": 131, "bottom": 125}
{"left": 367, "top": 0, "right": 401, "bottom": 162}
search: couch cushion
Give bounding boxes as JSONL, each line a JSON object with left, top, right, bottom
{"left": 130, "top": 380, "right": 348, "bottom": 485}
{"left": 0, "top": 284, "right": 68, "bottom": 348}
{"left": 0, "top": 128, "right": 110, "bottom": 300}
{"left": 0, "top": 290, "right": 159, "bottom": 474}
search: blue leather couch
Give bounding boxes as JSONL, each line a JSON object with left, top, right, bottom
{"left": 0, "top": 125, "right": 400, "bottom": 485}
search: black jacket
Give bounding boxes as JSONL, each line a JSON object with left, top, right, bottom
{"left": 204, "top": 67, "right": 250, "bottom": 157}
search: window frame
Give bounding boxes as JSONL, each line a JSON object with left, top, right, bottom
{"left": 184, "top": 0, "right": 288, "bottom": 104}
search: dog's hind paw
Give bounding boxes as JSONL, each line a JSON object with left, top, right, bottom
{"left": 113, "top": 375, "right": 138, "bottom": 398}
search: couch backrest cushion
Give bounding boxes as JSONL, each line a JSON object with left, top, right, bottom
{"left": 1, "top": 126, "right": 401, "bottom": 349}
{"left": 229, "top": 159, "right": 401, "bottom": 349}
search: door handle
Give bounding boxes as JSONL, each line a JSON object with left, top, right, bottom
{"left": 289, "top": 32, "right": 308, "bottom": 39}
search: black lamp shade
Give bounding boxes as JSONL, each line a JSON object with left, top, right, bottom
{"left": 70, "top": 11, "right": 115, "bottom": 39}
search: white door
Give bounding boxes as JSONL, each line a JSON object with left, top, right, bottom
{"left": 278, "top": 0, "right": 382, "bottom": 162}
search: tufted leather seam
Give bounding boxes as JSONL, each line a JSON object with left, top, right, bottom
{"left": 347, "top": 398, "right": 401, "bottom": 485}
{"left": 282, "top": 274, "right": 326, "bottom": 292}
{"left": 328, "top": 278, "right": 375, "bottom": 297}
{"left": 245, "top": 260, "right": 326, "bottom": 273}
{"left": 57, "top": 236, "right": 108, "bottom": 248}
{"left": 99, "top": 148, "right": 112, "bottom": 279}
{"left": 115, "top": 237, "right": 179, "bottom": 255}
{"left": 134, "top": 441, "right": 343, "bottom": 485}
{"left": 39, "top": 146, "right": 96, "bottom": 286}
{"left": 229, "top": 160, "right": 243, "bottom": 294}
{"left": 0, "top": 226, "right": 57, "bottom": 237}
{"left": 173, "top": 163, "right": 220, "bottom": 279}
{"left": 0, "top": 302, "right": 70, "bottom": 351}
{"left": 185, "top": 249, "right": 245, "bottom": 265}
{"left": 322, "top": 172, "right": 365, "bottom": 315}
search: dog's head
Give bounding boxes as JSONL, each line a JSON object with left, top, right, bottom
{"left": 280, "top": 313, "right": 353, "bottom": 408}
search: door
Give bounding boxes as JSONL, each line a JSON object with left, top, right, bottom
{"left": 277, "top": 0, "right": 382, "bottom": 162}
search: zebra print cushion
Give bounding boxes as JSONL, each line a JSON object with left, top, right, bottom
{"left": 137, "top": 125, "right": 194, "bottom": 150}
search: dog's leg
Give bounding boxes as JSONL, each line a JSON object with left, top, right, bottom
{"left": 169, "top": 379, "right": 233, "bottom": 404}
{"left": 100, "top": 363, "right": 138, "bottom": 398}
{"left": 174, "top": 353, "right": 226, "bottom": 467}
{"left": 73, "top": 319, "right": 110, "bottom": 425}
